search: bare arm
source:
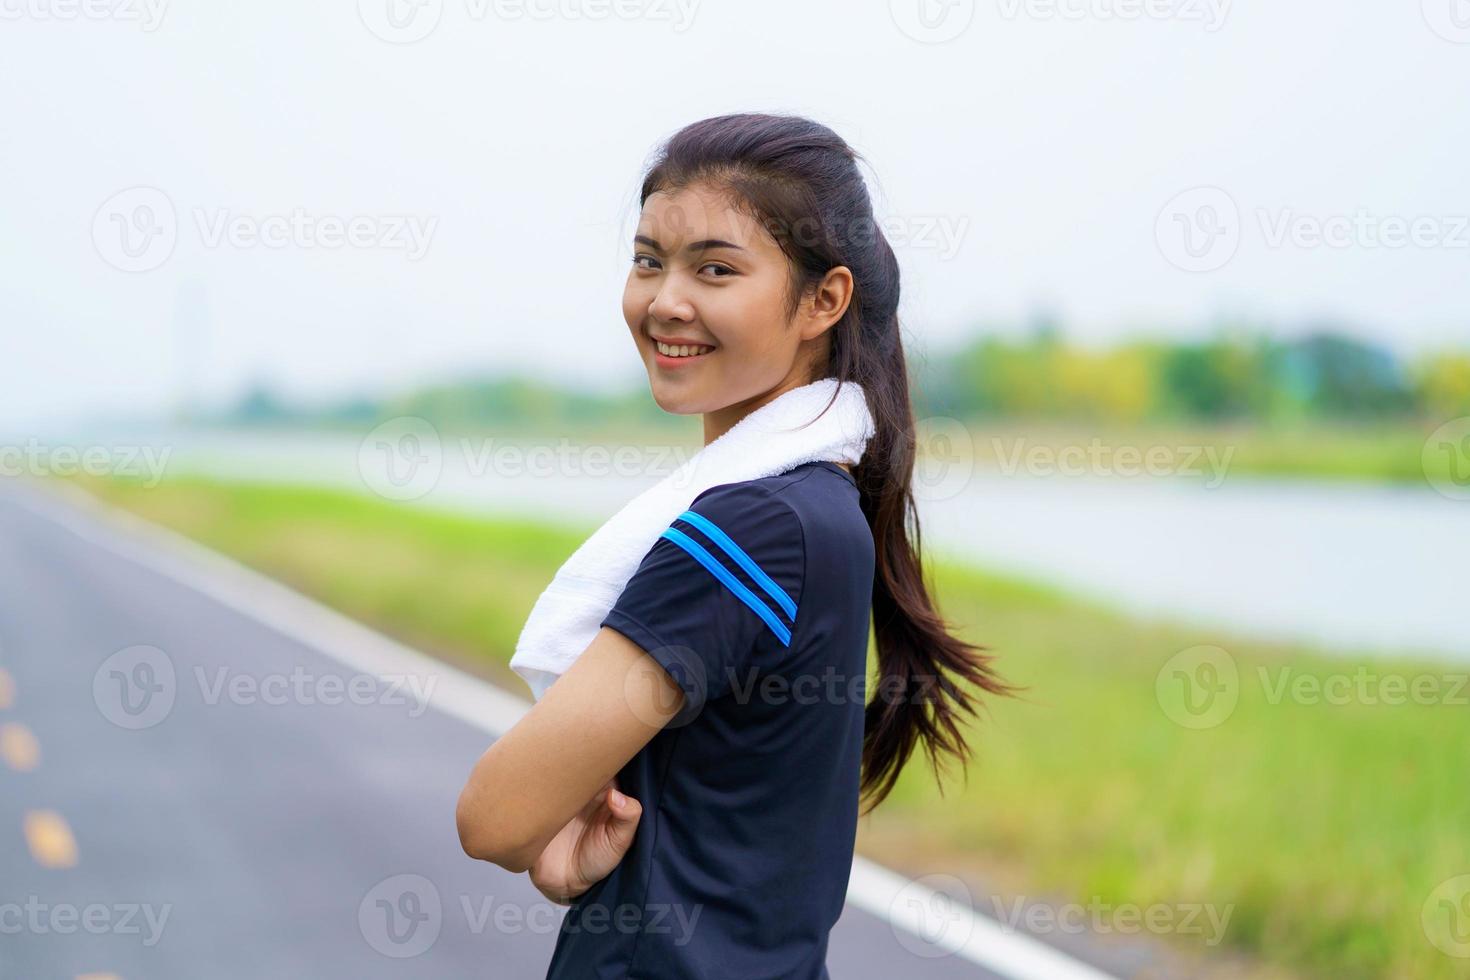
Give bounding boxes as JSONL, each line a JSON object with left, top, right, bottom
{"left": 528, "top": 776, "right": 642, "bottom": 904}
{"left": 455, "top": 626, "right": 683, "bottom": 873}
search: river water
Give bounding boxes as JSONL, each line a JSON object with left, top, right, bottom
{"left": 26, "top": 426, "right": 1467, "bottom": 661}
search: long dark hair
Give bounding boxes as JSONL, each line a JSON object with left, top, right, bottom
{"left": 637, "top": 112, "right": 1015, "bottom": 814}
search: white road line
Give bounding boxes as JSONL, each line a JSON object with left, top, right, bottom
{"left": 9, "top": 479, "right": 1118, "bottom": 980}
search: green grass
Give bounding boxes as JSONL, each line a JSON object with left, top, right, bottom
{"left": 73, "top": 474, "right": 1469, "bottom": 979}
{"left": 581, "top": 416, "right": 1452, "bottom": 485}
{"left": 957, "top": 419, "right": 1452, "bottom": 485}
{"left": 240, "top": 415, "right": 1454, "bottom": 485}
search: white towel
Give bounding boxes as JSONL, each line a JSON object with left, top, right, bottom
{"left": 509, "top": 378, "right": 875, "bottom": 701}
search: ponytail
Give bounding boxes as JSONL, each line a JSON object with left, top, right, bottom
{"left": 639, "top": 111, "right": 1015, "bottom": 816}
{"left": 844, "top": 310, "right": 1014, "bottom": 814}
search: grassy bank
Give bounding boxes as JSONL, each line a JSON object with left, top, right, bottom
{"left": 71, "top": 475, "right": 1468, "bottom": 979}
{"left": 221, "top": 416, "right": 1454, "bottom": 486}
{"left": 953, "top": 419, "right": 1451, "bottom": 485}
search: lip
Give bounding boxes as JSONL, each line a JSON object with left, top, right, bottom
{"left": 649, "top": 334, "right": 717, "bottom": 350}
{"left": 648, "top": 332, "right": 717, "bottom": 368}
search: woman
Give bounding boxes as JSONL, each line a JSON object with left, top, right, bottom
{"left": 456, "top": 112, "right": 1008, "bottom": 979}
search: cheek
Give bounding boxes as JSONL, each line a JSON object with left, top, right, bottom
{"left": 711, "top": 284, "right": 788, "bottom": 354}
{"left": 622, "top": 278, "right": 647, "bottom": 330}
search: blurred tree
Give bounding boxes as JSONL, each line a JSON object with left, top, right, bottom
{"left": 1412, "top": 351, "right": 1470, "bottom": 419}
{"left": 1283, "top": 329, "right": 1415, "bottom": 418}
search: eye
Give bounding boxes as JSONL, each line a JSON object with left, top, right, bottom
{"left": 631, "top": 254, "right": 659, "bottom": 270}
{"left": 700, "top": 263, "right": 734, "bottom": 277}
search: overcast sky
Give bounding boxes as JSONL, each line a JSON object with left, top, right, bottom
{"left": 3, "top": 0, "right": 1467, "bottom": 428}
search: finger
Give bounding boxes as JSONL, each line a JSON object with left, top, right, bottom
{"left": 607, "top": 788, "right": 641, "bottom": 820}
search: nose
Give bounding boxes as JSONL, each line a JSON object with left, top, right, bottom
{"left": 648, "top": 278, "right": 695, "bottom": 324}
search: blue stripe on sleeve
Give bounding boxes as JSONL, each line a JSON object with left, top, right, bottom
{"left": 673, "top": 509, "right": 798, "bottom": 621}
{"left": 659, "top": 527, "right": 792, "bottom": 647}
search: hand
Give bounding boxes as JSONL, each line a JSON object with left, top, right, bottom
{"left": 529, "top": 779, "right": 643, "bottom": 905}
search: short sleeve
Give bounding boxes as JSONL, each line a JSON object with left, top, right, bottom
{"left": 600, "top": 482, "right": 806, "bottom": 717}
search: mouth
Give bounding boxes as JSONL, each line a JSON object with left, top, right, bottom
{"left": 650, "top": 334, "right": 717, "bottom": 365}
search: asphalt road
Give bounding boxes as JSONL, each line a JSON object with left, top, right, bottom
{"left": 0, "top": 481, "right": 1104, "bottom": 980}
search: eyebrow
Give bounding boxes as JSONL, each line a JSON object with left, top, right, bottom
{"left": 633, "top": 235, "right": 746, "bottom": 254}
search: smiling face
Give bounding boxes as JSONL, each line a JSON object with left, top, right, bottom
{"left": 622, "top": 181, "right": 853, "bottom": 444}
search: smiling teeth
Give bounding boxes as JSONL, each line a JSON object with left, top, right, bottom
{"left": 657, "top": 341, "right": 714, "bottom": 357}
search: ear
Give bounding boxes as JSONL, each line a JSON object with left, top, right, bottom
{"left": 798, "top": 266, "right": 854, "bottom": 341}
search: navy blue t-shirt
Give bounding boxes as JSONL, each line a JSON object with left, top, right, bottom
{"left": 544, "top": 460, "right": 875, "bottom": 980}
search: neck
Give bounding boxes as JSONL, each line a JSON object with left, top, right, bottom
{"left": 702, "top": 375, "right": 816, "bottom": 447}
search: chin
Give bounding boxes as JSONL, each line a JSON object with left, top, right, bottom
{"left": 646, "top": 379, "right": 710, "bottom": 417}
{"left": 648, "top": 388, "right": 700, "bottom": 416}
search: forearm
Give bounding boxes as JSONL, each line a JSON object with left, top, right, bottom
{"left": 530, "top": 847, "right": 588, "bottom": 906}
{"left": 532, "top": 878, "right": 581, "bottom": 907}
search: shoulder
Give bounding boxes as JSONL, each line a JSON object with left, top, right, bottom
{"left": 681, "top": 464, "right": 854, "bottom": 553}
{"left": 687, "top": 462, "right": 851, "bottom": 529}
{"left": 677, "top": 480, "right": 807, "bottom": 579}
{"left": 681, "top": 464, "right": 869, "bottom": 582}
{"left": 686, "top": 477, "right": 801, "bottom": 528}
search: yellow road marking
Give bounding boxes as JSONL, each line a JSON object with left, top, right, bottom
{"left": 0, "top": 667, "right": 13, "bottom": 708}
{"left": 0, "top": 722, "right": 39, "bottom": 771}
{"left": 24, "top": 810, "right": 79, "bottom": 868}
